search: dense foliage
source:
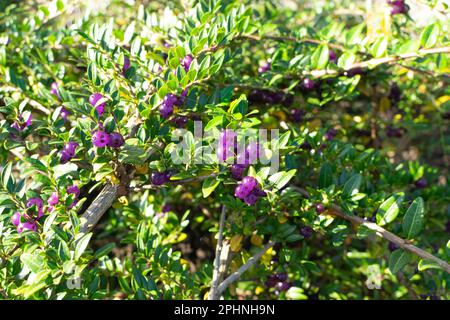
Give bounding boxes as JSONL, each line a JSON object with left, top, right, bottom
{"left": 0, "top": 0, "right": 449, "bottom": 300}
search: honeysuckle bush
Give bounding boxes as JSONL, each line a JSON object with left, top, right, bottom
{"left": 0, "top": 0, "right": 449, "bottom": 300}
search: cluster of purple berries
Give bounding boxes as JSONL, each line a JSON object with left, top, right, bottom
{"left": 10, "top": 197, "right": 45, "bottom": 233}
{"left": 216, "top": 129, "right": 264, "bottom": 180}
{"left": 325, "top": 128, "right": 338, "bottom": 141}
{"left": 386, "top": 125, "right": 405, "bottom": 138}
{"left": 248, "top": 89, "right": 293, "bottom": 106}
{"left": 234, "top": 176, "right": 266, "bottom": 206}
{"left": 388, "top": 83, "right": 401, "bottom": 106}
{"left": 60, "top": 141, "right": 79, "bottom": 164}
{"left": 388, "top": 0, "right": 408, "bottom": 15}
{"left": 50, "top": 82, "right": 71, "bottom": 121}
{"left": 265, "top": 273, "right": 292, "bottom": 294}
{"left": 92, "top": 130, "right": 125, "bottom": 148}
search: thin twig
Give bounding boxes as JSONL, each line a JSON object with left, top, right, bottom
{"left": 216, "top": 240, "right": 275, "bottom": 297}
{"left": 209, "top": 205, "right": 227, "bottom": 300}
{"left": 291, "top": 186, "right": 450, "bottom": 274}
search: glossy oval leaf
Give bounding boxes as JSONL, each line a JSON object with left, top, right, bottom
{"left": 402, "top": 197, "right": 425, "bottom": 239}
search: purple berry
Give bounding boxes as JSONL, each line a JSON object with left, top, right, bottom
{"left": 236, "top": 151, "right": 250, "bottom": 166}
{"left": 258, "top": 61, "right": 271, "bottom": 73}
{"left": 415, "top": 178, "right": 428, "bottom": 189}
{"left": 315, "top": 203, "right": 325, "bottom": 214}
{"left": 92, "top": 130, "right": 110, "bottom": 148}
{"left": 329, "top": 50, "right": 338, "bottom": 64}
{"left": 302, "top": 78, "right": 316, "bottom": 91}
{"left": 390, "top": 1, "right": 408, "bottom": 15}
{"left": 60, "top": 107, "right": 70, "bottom": 121}
{"left": 241, "top": 176, "right": 257, "bottom": 193}
{"left": 11, "top": 212, "right": 21, "bottom": 227}
{"left": 162, "top": 204, "right": 172, "bottom": 213}
{"left": 275, "top": 281, "right": 292, "bottom": 291}
{"left": 51, "top": 82, "right": 61, "bottom": 100}
{"left": 17, "top": 221, "right": 37, "bottom": 233}
{"left": 169, "top": 115, "right": 189, "bottom": 127}
{"left": 122, "top": 56, "right": 131, "bottom": 74}
{"left": 151, "top": 172, "right": 170, "bottom": 186}
{"left": 388, "top": 242, "right": 399, "bottom": 251}
{"left": 244, "top": 193, "right": 259, "bottom": 206}
{"left": 290, "top": 109, "right": 305, "bottom": 123}
{"left": 234, "top": 184, "right": 250, "bottom": 200}
{"left": 300, "top": 226, "right": 313, "bottom": 238}
{"left": 108, "top": 132, "right": 125, "bottom": 148}
{"left": 265, "top": 275, "right": 279, "bottom": 288}
{"left": 89, "top": 93, "right": 106, "bottom": 116}
{"left": 67, "top": 185, "right": 80, "bottom": 197}
{"left": 325, "top": 128, "right": 337, "bottom": 141}
{"left": 60, "top": 150, "right": 71, "bottom": 164}
{"left": 181, "top": 54, "right": 193, "bottom": 71}
{"left": 64, "top": 141, "right": 78, "bottom": 157}
{"left": 27, "top": 197, "right": 43, "bottom": 210}
{"left": 48, "top": 192, "right": 59, "bottom": 206}
{"left": 230, "top": 164, "right": 246, "bottom": 180}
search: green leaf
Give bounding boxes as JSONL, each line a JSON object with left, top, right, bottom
{"left": 311, "top": 45, "right": 329, "bottom": 69}
{"left": 420, "top": 23, "right": 441, "bottom": 48}
{"left": 418, "top": 259, "right": 443, "bottom": 272}
{"left": 94, "top": 243, "right": 116, "bottom": 258}
{"left": 319, "top": 162, "right": 333, "bottom": 188}
{"left": 204, "top": 116, "right": 224, "bottom": 131}
{"left": 370, "top": 36, "right": 388, "bottom": 57}
{"left": 389, "top": 249, "right": 411, "bottom": 274}
{"left": 21, "top": 252, "right": 45, "bottom": 274}
{"left": 202, "top": 177, "right": 220, "bottom": 198}
{"left": 376, "top": 192, "right": 404, "bottom": 226}
{"left": 402, "top": 197, "right": 425, "bottom": 239}
{"left": 268, "top": 169, "right": 297, "bottom": 192}
{"left": 74, "top": 233, "right": 92, "bottom": 260}
{"left": 342, "top": 173, "right": 362, "bottom": 197}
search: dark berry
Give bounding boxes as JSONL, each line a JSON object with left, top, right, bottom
{"left": 230, "top": 164, "right": 246, "bottom": 180}
{"left": 290, "top": 109, "right": 305, "bottom": 123}
{"left": 258, "top": 61, "right": 271, "bottom": 73}
{"left": 108, "top": 132, "right": 125, "bottom": 148}
{"left": 181, "top": 54, "right": 193, "bottom": 71}
{"left": 414, "top": 178, "right": 428, "bottom": 189}
{"left": 329, "top": 50, "right": 338, "bottom": 64}
{"left": 89, "top": 93, "right": 106, "bottom": 116}
{"left": 388, "top": 242, "right": 399, "bottom": 251}
{"left": 151, "top": 172, "right": 170, "bottom": 186}
{"left": 300, "top": 226, "right": 314, "bottom": 239}
{"left": 92, "top": 130, "right": 110, "bottom": 147}
{"left": 315, "top": 203, "right": 325, "bottom": 214}
{"left": 302, "top": 78, "right": 316, "bottom": 91}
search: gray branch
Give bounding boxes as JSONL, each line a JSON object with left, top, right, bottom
{"left": 208, "top": 205, "right": 227, "bottom": 300}
{"left": 79, "top": 183, "right": 119, "bottom": 234}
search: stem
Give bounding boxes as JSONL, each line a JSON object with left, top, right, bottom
{"left": 309, "top": 46, "right": 450, "bottom": 78}
{"left": 216, "top": 241, "right": 275, "bottom": 297}
{"left": 292, "top": 186, "right": 450, "bottom": 274}
{"left": 208, "top": 205, "right": 227, "bottom": 300}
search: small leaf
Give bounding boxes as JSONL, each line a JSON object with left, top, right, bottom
{"left": 268, "top": 169, "right": 297, "bottom": 192}
{"left": 389, "top": 249, "right": 411, "bottom": 274}
{"left": 376, "top": 192, "right": 404, "bottom": 226}
{"left": 420, "top": 23, "right": 441, "bottom": 48}
{"left": 74, "top": 233, "right": 92, "bottom": 260}
{"left": 202, "top": 177, "right": 220, "bottom": 198}
{"left": 311, "top": 45, "right": 329, "bottom": 69}
{"left": 319, "top": 162, "right": 333, "bottom": 188}
{"left": 342, "top": 174, "right": 362, "bottom": 197}
{"left": 402, "top": 197, "right": 425, "bottom": 239}
{"left": 418, "top": 259, "right": 442, "bottom": 272}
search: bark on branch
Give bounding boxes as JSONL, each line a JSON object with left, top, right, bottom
{"left": 79, "top": 183, "right": 119, "bottom": 234}
{"left": 292, "top": 186, "right": 450, "bottom": 274}
{"left": 208, "top": 205, "right": 227, "bottom": 300}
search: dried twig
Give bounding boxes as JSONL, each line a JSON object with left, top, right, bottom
{"left": 216, "top": 241, "right": 275, "bottom": 297}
